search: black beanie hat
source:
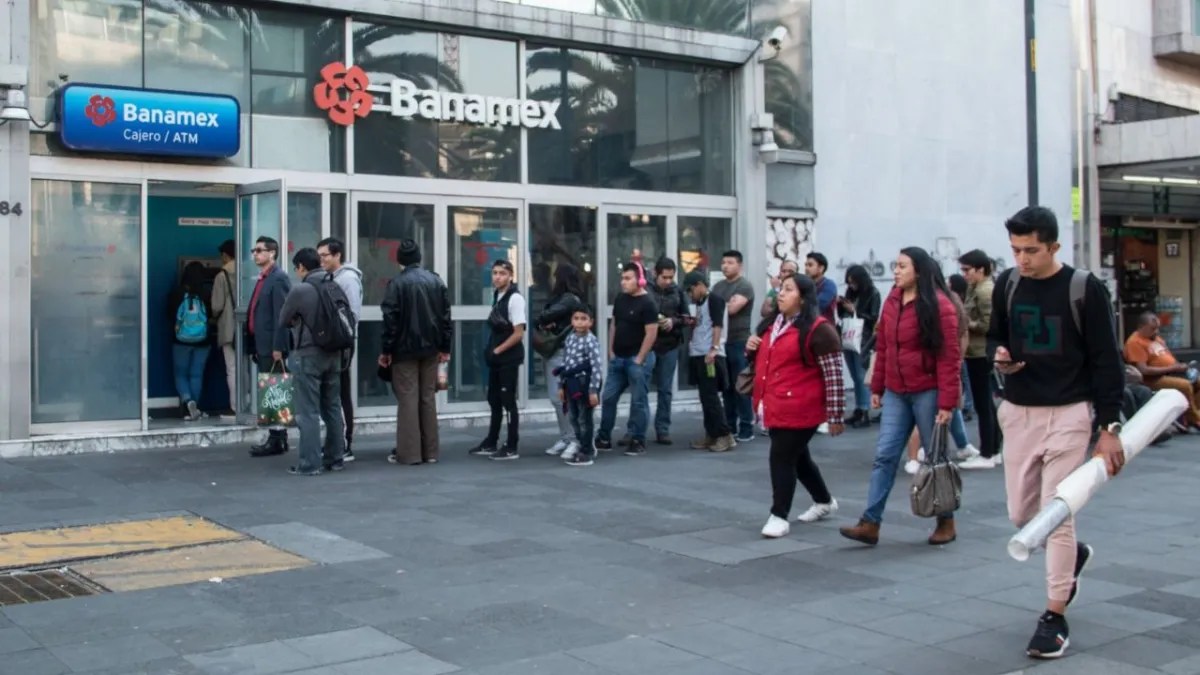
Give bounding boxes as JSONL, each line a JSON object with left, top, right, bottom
{"left": 397, "top": 239, "right": 421, "bottom": 265}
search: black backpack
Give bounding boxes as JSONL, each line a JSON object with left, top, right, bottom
{"left": 308, "top": 273, "right": 356, "bottom": 353}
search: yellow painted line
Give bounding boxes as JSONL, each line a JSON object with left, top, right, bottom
{"left": 0, "top": 516, "right": 244, "bottom": 569}
{"left": 73, "top": 540, "right": 311, "bottom": 592}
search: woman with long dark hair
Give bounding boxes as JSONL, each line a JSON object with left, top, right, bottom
{"left": 839, "top": 265, "right": 881, "bottom": 428}
{"left": 840, "top": 247, "right": 962, "bottom": 546}
{"left": 534, "top": 263, "right": 588, "bottom": 458}
{"left": 168, "top": 261, "right": 213, "bottom": 422}
{"left": 748, "top": 274, "right": 844, "bottom": 537}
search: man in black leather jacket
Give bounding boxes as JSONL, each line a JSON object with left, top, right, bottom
{"left": 378, "top": 239, "right": 453, "bottom": 465}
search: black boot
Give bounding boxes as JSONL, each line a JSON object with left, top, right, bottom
{"left": 851, "top": 409, "right": 871, "bottom": 429}
{"left": 249, "top": 430, "right": 288, "bottom": 457}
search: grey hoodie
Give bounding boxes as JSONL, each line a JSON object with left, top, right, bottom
{"left": 331, "top": 264, "right": 364, "bottom": 321}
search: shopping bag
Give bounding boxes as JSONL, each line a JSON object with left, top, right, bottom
{"left": 257, "top": 365, "right": 295, "bottom": 426}
{"left": 840, "top": 313, "right": 865, "bottom": 354}
{"left": 911, "top": 423, "right": 962, "bottom": 517}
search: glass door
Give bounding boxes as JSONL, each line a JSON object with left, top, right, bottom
{"left": 445, "top": 199, "right": 523, "bottom": 411}
{"left": 234, "top": 180, "right": 287, "bottom": 424}
{"left": 351, "top": 193, "right": 437, "bottom": 417}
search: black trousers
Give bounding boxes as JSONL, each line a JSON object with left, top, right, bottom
{"left": 690, "top": 356, "right": 730, "bottom": 439}
{"left": 769, "top": 427, "right": 832, "bottom": 518}
{"left": 965, "top": 357, "right": 1000, "bottom": 457}
{"left": 339, "top": 367, "right": 354, "bottom": 444}
{"left": 485, "top": 363, "right": 520, "bottom": 448}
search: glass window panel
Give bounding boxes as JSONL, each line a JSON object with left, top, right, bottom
{"left": 143, "top": 0, "right": 250, "bottom": 166}
{"left": 450, "top": 206, "right": 519, "bottom": 306}
{"left": 606, "top": 213, "right": 666, "bottom": 303}
{"left": 448, "top": 321, "right": 489, "bottom": 403}
{"left": 356, "top": 321, "right": 394, "bottom": 408}
{"left": 677, "top": 216, "right": 731, "bottom": 391}
{"left": 250, "top": 9, "right": 346, "bottom": 172}
{"left": 438, "top": 35, "right": 521, "bottom": 182}
{"left": 352, "top": 23, "right": 440, "bottom": 177}
{"left": 526, "top": 47, "right": 732, "bottom": 194}
{"left": 356, "top": 201, "right": 435, "bottom": 306}
{"left": 330, "top": 193, "right": 348, "bottom": 246}
{"left": 30, "top": 0, "right": 143, "bottom": 118}
{"left": 596, "top": 0, "right": 749, "bottom": 34}
{"left": 238, "top": 191, "right": 283, "bottom": 307}
{"left": 751, "top": 0, "right": 813, "bottom": 150}
{"left": 31, "top": 180, "right": 142, "bottom": 424}
{"left": 286, "top": 192, "right": 323, "bottom": 282}
{"left": 527, "top": 204, "right": 599, "bottom": 396}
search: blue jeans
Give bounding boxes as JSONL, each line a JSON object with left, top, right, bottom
{"left": 949, "top": 408, "right": 969, "bottom": 449}
{"left": 567, "top": 397, "right": 595, "bottom": 457}
{"left": 961, "top": 361, "right": 974, "bottom": 414}
{"left": 863, "top": 389, "right": 954, "bottom": 523}
{"left": 723, "top": 341, "right": 754, "bottom": 436}
{"left": 173, "top": 343, "right": 211, "bottom": 404}
{"left": 651, "top": 348, "right": 679, "bottom": 437}
{"left": 844, "top": 350, "right": 870, "bottom": 411}
{"left": 597, "top": 353, "right": 656, "bottom": 443}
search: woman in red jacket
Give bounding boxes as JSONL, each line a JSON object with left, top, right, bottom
{"left": 749, "top": 274, "right": 845, "bottom": 539}
{"left": 839, "top": 246, "right": 961, "bottom": 547}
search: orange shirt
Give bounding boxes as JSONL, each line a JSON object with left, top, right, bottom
{"left": 1124, "top": 333, "right": 1177, "bottom": 369}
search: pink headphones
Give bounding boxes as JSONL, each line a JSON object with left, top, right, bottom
{"left": 635, "top": 262, "right": 647, "bottom": 288}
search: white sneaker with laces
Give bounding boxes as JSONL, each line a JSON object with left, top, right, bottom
{"left": 817, "top": 423, "right": 829, "bottom": 434}
{"left": 917, "top": 447, "right": 926, "bottom": 462}
{"left": 545, "top": 440, "right": 569, "bottom": 456}
{"left": 761, "top": 515, "right": 790, "bottom": 538}
{"left": 904, "top": 459, "right": 920, "bottom": 475}
{"left": 959, "top": 455, "right": 1001, "bottom": 470}
{"left": 957, "top": 444, "right": 981, "bottom": 461}
{"left": 796, "top": 498, "right": 838, "bottom": 523}
{"left": 561, "top": 442, "right": 580, "bottom": 461}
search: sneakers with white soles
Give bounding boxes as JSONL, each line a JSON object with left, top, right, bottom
{"left": 761, "top": 515, "right": 790, "bottom": 538}
{"left": 561, "top": 442, "right": 580, "bottom": 461}
{"left": 957, "top": 444, "right": 981, "bottom": 461}
{"left": 959, "top": 455, "right": 1001, "bottom": 470}
{"left": 545, "top": 440, "right": 569, "bottom": 456}
{"left": 796, "top": 498, "right": 838, "bottom": 523}
{"left": 904, "top": 459, "right": 920, "bottom": 475}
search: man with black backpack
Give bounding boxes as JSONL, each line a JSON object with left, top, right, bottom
{"left": 278, "top": 247, "right": 356, "bottom": 475}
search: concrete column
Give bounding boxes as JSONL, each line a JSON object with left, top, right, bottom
{"left": 1, "top": 0, "right": 33, "bottom": 440}
{"left": 734, "top": 57, "right": 768, "bottom": 296}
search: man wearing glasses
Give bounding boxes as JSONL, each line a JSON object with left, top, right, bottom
{"left": 247, "top": 236, "right": 293, "bottom": 457}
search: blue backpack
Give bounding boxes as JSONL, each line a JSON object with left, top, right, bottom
{"left": 175, "top": 293, "right": 208, "bottom": 343}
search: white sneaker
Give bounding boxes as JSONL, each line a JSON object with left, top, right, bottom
{"left": 957, "top": 444, "right": 981, "bottom": 461}
{"left": 796, "top": 498, "right": 838, "bottom": 523}
{"left": 545, "top": 440, "right": 569, "bottom": 456}
{"left": 761, "top": 515, "right": 790, "bottom": 538}
{"left": 817, "top": 423, "right": 829, "bottom": 434}
{"left": 904, "top": 459, "right": 920, "bottom": 475}
{"left": 959, "top": 455, "right": 1001, "bottom": 470}
{"left": 561, "top": 442, "right": 580, "bottom": 461}
{"left": 917, "top": 447, "right": 926, "bottom": 462}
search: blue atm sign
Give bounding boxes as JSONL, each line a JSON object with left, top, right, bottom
{"left": 59, "top": 84, "right": 240, "bottom": 158}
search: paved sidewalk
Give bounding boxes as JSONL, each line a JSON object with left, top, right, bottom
{"left": 2, "top": 413, "right": 1199, "bottom": 675}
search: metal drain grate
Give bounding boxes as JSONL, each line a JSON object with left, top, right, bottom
{"left": 0, "top": 569, "right": 107, "bottom": 606}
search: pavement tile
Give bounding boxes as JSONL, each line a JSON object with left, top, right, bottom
{"left": 48, "top": 633, "right": 177, "bottom": 672}
{"left": 282, "top": 627, "right": 413, "bottom": 665}
{"left": 1070, "top": 601, "right": 1185, "bottom": 633}
{"left": 860, "top": 644, "right": 1013, "bottom": 675}
{"left": 466, "top": 652, "right": 616, "bottom": 675}
{"left": 0, "top": 648, "right": 71, "bottom": 675}
{"left": 568, "top": 636, "right": 704, "bottom": 673}
{"left": 648, "top": 621, "right": 789, "bottom": 658}
{"left": 1086, "top": 634, "right": 1199, "bottom": 669}
{"left": 0, "top": 626, "right": 39, "bottom": 654}
{"left": 184, "top": 640, "right": 319, "bottom": 674}
{"left": 1085, "top": 563, "right": 1195, "bottom": 590}
{"left": 332, "top": 650, "right": 460, "bottom": 675}
{"left": 711, "top": 640, "right": 852, "bottom": 674}
{"left": 859, "top": 610, "right": 991, "bottom": 645}
{"left": 1159, "top": 653, "right": 1200, "bottom": 675}
{"left": 1146, "top": 619, "right": 1200, "bottom": 649}
{"left": 1014, "top": 652, "right": 1164, "bottom": 673}
{"left": 245, "top": 523, "right": 391, "bottom": 564}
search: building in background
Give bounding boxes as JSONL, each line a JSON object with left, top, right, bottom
{"left": 1092, "top": 0, "right": 1200, "bottom": 351}
{"left": 808, "top": 0, "right": 1074, "bottom": 290}
{"left": 0, "top": 0, "right": 797, "bottom": 448}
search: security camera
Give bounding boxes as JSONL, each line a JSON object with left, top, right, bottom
{"left": 766, "top": 26, "right": 789, "bottom": 50}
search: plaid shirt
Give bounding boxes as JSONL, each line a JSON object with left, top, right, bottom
{"left": 817, "top": 351, "right": 846, "bottom": 425}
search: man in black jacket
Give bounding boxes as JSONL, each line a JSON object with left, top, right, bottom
{"left": 248, "top": 236, "right": 293, "bottom": 457}
{"left": 622, "top": 258, "right": 688, "bottom": 445}
{"left": 378, "top": 239, "right": 453, "bottom": 465}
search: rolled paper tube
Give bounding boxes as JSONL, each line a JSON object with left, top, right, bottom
{"left": 1007, "top": 389, "right": 1188, "bottom": 562}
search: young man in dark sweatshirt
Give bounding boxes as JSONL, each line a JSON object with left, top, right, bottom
{"left": 988, "top": 206, "right": 1125, "bottom": 660}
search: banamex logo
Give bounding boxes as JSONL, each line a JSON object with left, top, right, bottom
{"left": 85, "top": 94, "right": 117, "bottom": 127}
{"left": 313, "top": 63, "right": 373, "bottom": 126}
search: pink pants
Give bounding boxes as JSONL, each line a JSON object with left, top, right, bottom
{"left": 997, "top": 400, "right": 1092, "bottom": 603}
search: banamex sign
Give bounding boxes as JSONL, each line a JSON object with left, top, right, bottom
{"left": 313, "top": 62, "right": 560, "bottom": 130}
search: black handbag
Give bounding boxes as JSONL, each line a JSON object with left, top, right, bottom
{"left": 532, "top": 324, "right": 571, "bottom": 358}
{"left": 910, "top": 422, "right": 962, "bottom": 518}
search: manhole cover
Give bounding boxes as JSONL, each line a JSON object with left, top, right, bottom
{"left": 0, "top": 569, "right": 106, "bottom": 607}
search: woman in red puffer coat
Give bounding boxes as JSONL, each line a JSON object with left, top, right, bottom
{"left": 839, "top": 246, "right": 961, "bottom": 548}
{"left": 749, "top": 274, "right": 846, "bottom": 539}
